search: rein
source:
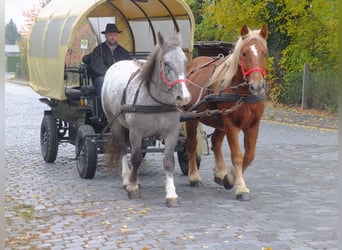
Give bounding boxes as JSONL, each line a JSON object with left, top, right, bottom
{"left": 186, "top": 55, "right": 227, "bottom": 108}
{"left": 187, "top": 54, "right": 224, "bottom": 77}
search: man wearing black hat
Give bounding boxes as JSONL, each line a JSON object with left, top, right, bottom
{"left": 90, "top": 23, "right": 131, "bottom": 96}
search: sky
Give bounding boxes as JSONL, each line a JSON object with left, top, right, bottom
{"left": 5, "top": 0, "right": 41, "bottom": 30}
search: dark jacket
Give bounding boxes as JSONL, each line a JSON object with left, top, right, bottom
{"left": 90, "top": 42, "right": 131, "bottom": 77}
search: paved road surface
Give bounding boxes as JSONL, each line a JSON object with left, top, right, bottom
{"left": 5, "top": 82, "right": 338, "bottom": 249}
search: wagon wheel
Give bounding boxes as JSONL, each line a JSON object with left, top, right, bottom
{"left": 40, "top": 113, "right": 58, "bottom": 163}
{"left": 177, "top": 148, "right": 201, "bottom": 175}
{"left": 75, "top": 125, "right": 97, "bottom": 179}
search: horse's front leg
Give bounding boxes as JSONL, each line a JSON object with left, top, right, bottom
{"left": 211, "top": 128, "right": 228, "bottom": 186}
{"left": 185, "top": 120, "right": 202, "bottom": 186}
{"left": 124, "top": 132, "right": 143, "bottom": 199}
{"left": 163, "top": 131, "right": 180, "bottom": 207}
{"left": 224, "top": 125, "right": 251, "bottom": 201}
{"left": 242, "top": 124, "right": 260, "bottom": 173}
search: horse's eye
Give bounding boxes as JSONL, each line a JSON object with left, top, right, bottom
{"left": 242, "top": 52, "right": 247, "bottom": 57}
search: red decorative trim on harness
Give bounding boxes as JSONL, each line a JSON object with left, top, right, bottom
{"left": 239, "top": 56, "right": 266, "bottom": 78}
{"left": 160, "top": 61, "right": 188, "bottom": 88}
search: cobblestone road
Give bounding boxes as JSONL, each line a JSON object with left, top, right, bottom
{"left": 5, "top": 82, "right": 338, "bottom": 249}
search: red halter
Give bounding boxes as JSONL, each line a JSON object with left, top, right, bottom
{"left": 160, "top": 61, "right": 188, "bottom": 88}
{"left": 239, "top": 56, "right": 266, "bottom": 79}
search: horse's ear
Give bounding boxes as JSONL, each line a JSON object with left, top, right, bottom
{"left": 240, "top": 25, "right": 249, "bottom": 37}
{"left": 259, "top": 24, "right": 269, "bottom": 40}
{"left": 157, "top": 32, "right": 165, "bottom": 46}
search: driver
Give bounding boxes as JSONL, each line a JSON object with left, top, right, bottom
{"left": 90, "top": 23, "right": 131, "bottom": 96}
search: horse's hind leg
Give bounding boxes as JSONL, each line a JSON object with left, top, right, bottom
{"left": 124, "top": 130, "right": 143, "bottom": 199}
{"left": 107, "top": 122, "right": 132, "bottom": 192}
{"left": 106, "top": 121, "right": 128, "bottom": 170}
{"left": 211, "top": 128, "right": 229, "bottom": 186}
{"left": 185, "top": 120, "right": 202, "bottom": 186}
{"left": 163, "top": 131, "right": 180, "bottom": 207}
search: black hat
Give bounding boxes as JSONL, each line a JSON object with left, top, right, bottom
{"left": 101, "top": 23, "right": 122, "bottom": 34}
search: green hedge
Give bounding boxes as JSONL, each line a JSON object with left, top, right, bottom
{"left": 6, "top": 55, "right": 21, "bottom": 72}
{"left": 278, "top": 70, "right": 338, "bottom": 113}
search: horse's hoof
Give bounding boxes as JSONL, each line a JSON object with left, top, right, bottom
{"left": 236, "top": 192, "right": 251, "bottom": 201}
{"left": 165, "top": 197, "right": 180, "bottom": 208}
{"left": 222, "top": 175, "right": 234, "bottom": 190}
{"left": 190, "top": 181, "right": 202, "bottom": 187}
{"left": 214, "top": 176, "right": 223, "bottom": 186}
{"left": 127, "top": 189, "right": 141, "bottom": 199}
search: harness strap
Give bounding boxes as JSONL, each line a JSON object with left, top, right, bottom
{"left": 187, "top": 92, "right": 265, "bottom": 112}
{"left": 205, "top": 93, "right": 266, "bottom": 103}
{"left": 147, "top": 80, "right": 174, "bottom": 106}
{"left": 187, "top": 55, "right": 224, "bottom": 77}
{"left": 121, "top": 104, "right": 178, "bottom": 113}
{"left": 187, "top": 57, "right": 224, "bottom": 111}
{"left": 121, "top": 69, "right": 141, "bottom": 105}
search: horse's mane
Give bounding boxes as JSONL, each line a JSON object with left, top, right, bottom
{"left": 209, "top": 28, "right": 267, "bottom": 90}
{"left": 138, "top": 46, "right": 161, "bottom": 86}
{"left": 138, "top": 35, "right": 181, "bottom": 86}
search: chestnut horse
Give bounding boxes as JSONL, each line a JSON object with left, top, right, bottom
{"left": 184, "top": 24, "right": 268, "bottom": 201}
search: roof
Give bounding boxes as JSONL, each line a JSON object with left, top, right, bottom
{"left": 27, "top": 0, "right": 195, "bottom": 100}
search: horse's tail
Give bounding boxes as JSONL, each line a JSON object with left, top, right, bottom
{"left": 104, "top": 125, "right": 129, "bottom": 169}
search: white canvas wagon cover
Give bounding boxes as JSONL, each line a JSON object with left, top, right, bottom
{"left": 28, "top": 0, "right": 195, "bottom": 100}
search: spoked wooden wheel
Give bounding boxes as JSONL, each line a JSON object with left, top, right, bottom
{"left": 40, "top": 113, "right": 58, "bottom": 163}
{"left": 177, "top": 148, "right": 201, "bottom": 175}
{"left": 75, "top": 125, "right": 97, "bottom": 179}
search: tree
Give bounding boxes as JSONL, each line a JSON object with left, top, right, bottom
{"left": 188, "top": 0, "right": 337, "bottom": 111}
{"left": 185, "top": 0, "right": 212, "bottom": 40}
{"left": 277, "top": 0, "right": 337, "bottom": 72}
{"left": 5, "top": 19, "right": 21, "bottom": 44}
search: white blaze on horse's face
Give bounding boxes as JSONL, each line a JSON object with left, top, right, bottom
{"left": 250, "top": 44, "right": 258, "bottom": 57}
{"left": 163, "top": 48, "right": 191, "bottom": 106}
{"left": 179, "top": 72, "right": 191, "bottom": 105}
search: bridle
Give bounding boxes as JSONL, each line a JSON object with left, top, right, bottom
{"left": 145, "top": 59, "right": 188, "bottom": 106}
{"left": 159, "top": 60, "right": 188, "bottom": 89}
{"left": 239, "top": 55, "right": 266, "bottom": 82}
{"left": 229, "top": 55, "right": 267, "bottom": 90}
